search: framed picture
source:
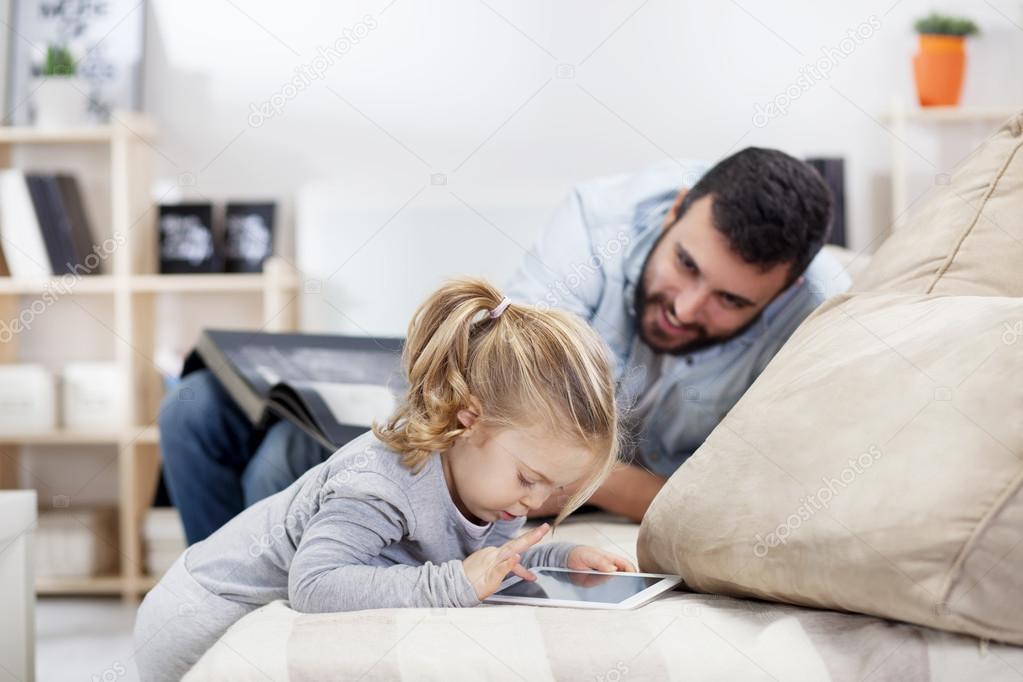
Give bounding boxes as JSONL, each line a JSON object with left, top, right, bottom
{"left": 158, "top": 204, "right": 216, "bottom": 274}
{"left": 5, "top": 0, "right": 145, "bottom": 125}
{"left": 224, "top": 202, "right": 276, "bottom": 273}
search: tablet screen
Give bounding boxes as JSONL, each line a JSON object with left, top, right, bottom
{"left": 496, "top": 570, "right": 663, "bottom": 603}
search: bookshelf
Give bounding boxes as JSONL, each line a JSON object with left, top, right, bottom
{"left": 0, "top": 114, "right": 299, "bottom": 600}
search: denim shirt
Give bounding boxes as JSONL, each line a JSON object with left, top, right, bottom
{"left": 505, "top": 160, "right": 851, "bottom": 477}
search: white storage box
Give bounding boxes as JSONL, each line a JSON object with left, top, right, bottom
{"left": 144, "top": 508, "right": 187, "bottom": 577}
{"left": 0, "top": 364, "right": 56, "bottom": 434}
{"left": 62, "top": 362, "right": 126, "bottom": 430}
{"left": 35, "top": 507, "right": 119, "bottom": 578}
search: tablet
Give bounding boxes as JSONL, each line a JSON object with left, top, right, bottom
{"left": 483, "top": 567, "right": 683, "bottom": 610}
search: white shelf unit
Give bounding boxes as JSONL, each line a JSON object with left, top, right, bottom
{"left": 884, "top": 104, "right": 1020, "bottom": 231}
{"left": 0, "top": 115, "right": 299, "bottom": 599}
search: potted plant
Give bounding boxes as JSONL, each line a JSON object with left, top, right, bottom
{"left": 912, "top": 13, "right": 979, "bottom": 107}
{"left": 32, "top": 45, "right": 91, "bottom": 128}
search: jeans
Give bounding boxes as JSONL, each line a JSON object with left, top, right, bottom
{"left": 158, "top": 370, "right": 333, "bottom": 544}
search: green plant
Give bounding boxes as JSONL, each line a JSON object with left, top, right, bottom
{"left": 42, "top": 45, "right": 76, "bottom": 76}
{"left": 914, "top": 13, "right": 979, "bottom": 37}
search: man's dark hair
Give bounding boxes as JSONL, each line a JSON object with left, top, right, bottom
{"left": 677, "top": 147, "right": 832, "bottom": 283}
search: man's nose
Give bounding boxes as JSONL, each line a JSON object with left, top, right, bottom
{"left": 673, "top": 285, "right": 711, "bottom": 322}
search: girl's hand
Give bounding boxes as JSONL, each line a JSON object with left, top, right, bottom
{"left": 567, "top": 546, "right": 637, "bottom": 573}
{"left": 463, "top": 523, "right": 551, "bottom": 600}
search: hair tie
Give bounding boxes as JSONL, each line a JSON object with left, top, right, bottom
{"left": 489, "top": 296, "right": 512, "bottom": 319}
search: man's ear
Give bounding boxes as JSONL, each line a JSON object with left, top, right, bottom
{"left": 662, "top": 188, "right": 689, "bottom": 231}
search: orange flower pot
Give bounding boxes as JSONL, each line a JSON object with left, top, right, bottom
{"left": 913, "top": 34, "right": 966, "bottom": 107}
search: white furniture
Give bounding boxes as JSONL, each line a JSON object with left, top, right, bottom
{"left": 0, "top": 116, "right": 299, "bottom": 599}
{"left": 884, "top": 104, "right": 1020, "bottom": 231}
{"left": 0, "top": 490, "right": 36, "bottom": 682}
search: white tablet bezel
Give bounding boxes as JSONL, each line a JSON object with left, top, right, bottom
{"left": 483, "top": 567, "right": 683, "bottom": 610}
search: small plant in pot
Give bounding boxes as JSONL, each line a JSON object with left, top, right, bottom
{"left": 912, "top": 13, "right": 979, "bottom": 107}
{"left": 32, "top": 45, "right": 91, "bottom": 128}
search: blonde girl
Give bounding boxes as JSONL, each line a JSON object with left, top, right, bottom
{"left": 134, "top": 277, "right": 633, "bottom": 681}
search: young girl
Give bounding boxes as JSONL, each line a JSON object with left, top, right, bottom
{"left": 134, "top": 277, "right": 635, "bottom": 681}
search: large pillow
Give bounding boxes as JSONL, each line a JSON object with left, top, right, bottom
{"left": 638, "top": 292, "right": 1023, "bottom": 643}
{"left": 637, "top": 109, "right": 1023, "bottom": 644}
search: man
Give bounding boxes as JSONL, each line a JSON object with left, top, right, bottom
{"left": 160, "top": 148, "right": 849, "bottom": 544}
{"left": 506, "top": 149, "right": 849, "bottom": 521}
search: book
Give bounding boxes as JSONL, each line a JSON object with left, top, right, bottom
{"left": 25, "top": 174, "right": 67, "bottom": 274}
{"left": 185, "top": 329, "right": 406, "bottom": 450}
{"left": 56, "top": 175, "right": 99, "bottom": 274}
{"left": 0, "top": 169, "right": 53, "bottom": 279}
{"left": 26, "top": 174, "right": 98, "bottom": 276}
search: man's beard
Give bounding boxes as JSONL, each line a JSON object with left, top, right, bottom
{"left": 633, "top": 247, "right": 760, "bottom": 356}
{"left": 633, "top": 277, "right": 714, "bottom": 355}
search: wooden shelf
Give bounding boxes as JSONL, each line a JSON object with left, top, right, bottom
{"left": 2, "top": 114, "right": 298, "bottom": 600}
{"left": 131, "top": 272, "right": 298, "bottom": 293}
{"left": 36, "top": 572, "right": 159, "bottom": 596}
{"left": 36, "top": 574, "right": 126, "bottom": 595}
{"left": 0, "top": 430, "right": 123, "bottom": 445}
{"left": 883, "top": 106, "right": 1020, "bottom": 124}
{"left": 885, "top": 102, "right": 1021, "bottom": 232}
{"left": 129, "top": 426, "right": 160, "bottom": 444}
{"left": 0, "top": 269, "right": 299, "bottom": 296}
{"left": 0, "top": 117, "right": 157, "bottom": 145}
{"left": 0, "top": 426, "right": 159, "bottom": 445}
{"left": 0, "top": 275, "right": 117, "bottom": 294}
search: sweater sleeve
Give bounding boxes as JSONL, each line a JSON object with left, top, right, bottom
{"left": 288, "top": 481, "right": 481, "bottom": 613}
{"left": 488, "top": 519, "right": 580, "bottom": 569}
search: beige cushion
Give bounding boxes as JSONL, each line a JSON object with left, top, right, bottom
{"left": 853, "top": 111, "right": 1023, "bottom": 297}
{"left": 638, "top": 293, "right": 1023, "bottom": 643}
{"left": 638, "top": 109, "right": 1023, "bottom": 644}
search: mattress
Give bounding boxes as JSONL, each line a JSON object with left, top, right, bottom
{"left": 185, "top": 513, "right": 1023, "bottom": 681}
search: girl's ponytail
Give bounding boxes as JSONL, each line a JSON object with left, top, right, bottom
{"left": 374, "top": 278, "right": 508, "bottom": 471}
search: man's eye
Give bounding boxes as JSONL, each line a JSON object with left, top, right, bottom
{"left": 719, "top": 293, "right": 745, "bottom": 309}
{"left": 518, "top": 474, "right": 536, "bottom": 488}
{"left": 675, "top": 246, "right": 697, "bottom": 273}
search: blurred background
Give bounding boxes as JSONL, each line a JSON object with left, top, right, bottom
{"left": 0, "top": 0, "right": 1019, "bottom": 679}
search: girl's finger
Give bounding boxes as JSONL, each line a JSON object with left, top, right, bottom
{"left": 508, "top": 561, "right": 536, "bottom": 582}
{"left": 613, "top": 556, "right": 637, "bottom": 572}
{"left": 497, "top": 553, "right": 521, "bottom": 578}
{"left": 503, "top": 523, "right": 550, "bottom": 554}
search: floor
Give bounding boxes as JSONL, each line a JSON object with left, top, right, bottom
{"left": 36, "top": 597, "right": 140, "bottom": 682}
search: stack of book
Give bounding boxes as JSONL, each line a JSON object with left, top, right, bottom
{"left": 0, "top": 169, "right": 98, "bottom": 278}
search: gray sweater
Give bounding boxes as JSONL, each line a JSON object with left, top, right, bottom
{"left": 186, "top": 430, "right": 579, "bottom": 612}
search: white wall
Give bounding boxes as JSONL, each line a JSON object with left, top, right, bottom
{"left": 8, "top": 0, "right": 1022, "bottom": 506}
{"left": 140, "top": 0, "right": 1023, "bottom": 336}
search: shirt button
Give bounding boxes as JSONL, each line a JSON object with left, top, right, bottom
{"left": 685, "top": 356, "right": 694, "bottom": 366}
